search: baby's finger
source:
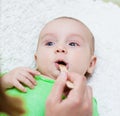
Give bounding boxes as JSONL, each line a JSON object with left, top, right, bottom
{"left": 23, "top": 67, "right": 40, "bottom": 76}
{"left": 20, "top": 71, "right": 37, "bottom": 85}
{"left": 18, "top": 76, "right": 35, "bottom": 89}
{"left": 13, "top": 80, "right": 27, "bottom": 92}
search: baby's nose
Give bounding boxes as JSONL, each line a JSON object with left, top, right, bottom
{"left": 56, "top": 49, "right": 65, "bottom": 53}
{"left": 55, "top": 47, "right": 67, "bottom": 54}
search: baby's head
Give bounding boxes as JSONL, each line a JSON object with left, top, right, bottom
{"left": 35, "top": 17, "right": 97, "bottom": 79}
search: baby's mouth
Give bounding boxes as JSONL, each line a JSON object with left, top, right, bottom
{"left": 55, "top": 60, "right": 68, "bottom": 71}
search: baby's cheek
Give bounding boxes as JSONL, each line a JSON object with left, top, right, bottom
{"left": 74, "top": 63, "right": 87, "bottom": 75}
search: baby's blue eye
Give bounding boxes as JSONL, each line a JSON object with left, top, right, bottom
{"left": 69, "top": 42, "right": 79, "bottom": 46}
{"left": 45, "top": 42, "right": 54, "bottom": 46}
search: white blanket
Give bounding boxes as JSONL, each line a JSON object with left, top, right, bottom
{"left": 1, "top": 0, "right": 120, "bottom": 115}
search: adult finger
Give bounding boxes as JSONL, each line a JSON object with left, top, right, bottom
{"left": 48, "top": 72, "right": 67, "bottom": 103}
{"left": 67, "top": 72, "right": 86, "bottom": 97}
{"left": 83, "top": 86, "right": 93, "bottom": 116}
{"left": 87, "top": 86, "right": 93, "bottom": 111}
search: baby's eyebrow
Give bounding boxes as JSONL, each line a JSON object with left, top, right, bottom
{"left": 40, "top": 33, "right": 56, "bottom": 40}
{"left": 68, "top": 34, "right": 85, "bottom": 42}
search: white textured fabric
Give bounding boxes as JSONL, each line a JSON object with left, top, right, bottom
{"left": 0, "top": 0, "right": 120, "bottom": 115}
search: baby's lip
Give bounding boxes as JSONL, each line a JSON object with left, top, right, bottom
{"left": 55, "top": 60, "right": 69, "bottom": 70}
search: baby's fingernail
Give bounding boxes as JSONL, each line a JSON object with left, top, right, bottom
{"left": 23, "top": 88, "right": 27, "bottom": 92}
{"left": 31, "top": 87, "right": 34, "bottom": 89}
{"left": 33, "top": 81, "right": 37, "bottom": 85}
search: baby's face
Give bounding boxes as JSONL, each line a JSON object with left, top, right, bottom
{"left": 35, "top": 18, "right": 96, "bottom": 79}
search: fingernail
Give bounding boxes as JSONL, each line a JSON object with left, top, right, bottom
{"left": 24, "top": 88, "right": 27, "bottom": 92}
{"left": 31, "top": 86, "right": 34, "bottom": 89}
{"left": 34, "top": 82, "right": 37, "bottom": 85}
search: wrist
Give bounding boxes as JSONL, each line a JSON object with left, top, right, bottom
{"left": 0, "top": 73, "right": 8, "bottom": 90}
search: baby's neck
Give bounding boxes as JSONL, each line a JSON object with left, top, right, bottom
{"left": 40, "top": 74, "right": 55, "bottom": 80}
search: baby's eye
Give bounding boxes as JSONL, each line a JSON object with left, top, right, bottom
{"left": 69, "top": 42, "right": 79, "bottom": 46}
{"left": 45, "top": 42, "right": 55, "bottom": 46}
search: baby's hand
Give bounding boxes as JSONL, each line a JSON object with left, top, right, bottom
{"left": 0, "top": 67, "right": 40, "bottom": 92}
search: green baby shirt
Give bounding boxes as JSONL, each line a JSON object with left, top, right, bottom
{"left": 1, "top": 75, "right": 99, "bottom": 116}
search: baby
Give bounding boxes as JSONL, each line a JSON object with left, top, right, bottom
{"left": 0, "top": 17, "right": 98, "bottom": 116}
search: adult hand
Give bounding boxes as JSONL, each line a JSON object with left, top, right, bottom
{"left": 46, "top": 72, "right": 92, "bottom": 116}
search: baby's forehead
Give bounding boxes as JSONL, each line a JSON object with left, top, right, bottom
{"left": 38, "top": 17, "right": 94, "bottom": 53}
{"left": 42, "top": 18, "right": 87, "bottom": 30}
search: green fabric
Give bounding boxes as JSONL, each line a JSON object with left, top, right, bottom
{"left": 0, "top": 72, "right": 7, "bottom": 78}
{"left": 92, "top": 97, "right": 99, "bottom": 116}
{"left": 0, "top": 75, "right": 99, "bottom": 116}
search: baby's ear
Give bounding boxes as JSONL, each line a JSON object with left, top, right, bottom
{"left": 87, "top": 55, "right": 97, "bottom": 74}
{"left": 34, "top": 53, "right": 38, "bottom": 70}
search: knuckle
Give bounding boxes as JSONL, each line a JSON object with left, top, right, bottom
{"left": 26, "top": 73, "right": 31, "bottom": 78}
{"left": 13, "top": 81, "right": 18, "bottom": 86}
{"left": 84, "top": 102, "right": 89, "bottom": 110}
{"left": 70, "top": 98, "right": 82, "bottom": 108}
{"left": 83, "top": 101, "right": 92, "bottom": 114}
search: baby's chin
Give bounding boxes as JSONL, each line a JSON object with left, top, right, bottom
{"left": 38, "top": 68, "right": 60, "bottom": 80}
{"left": 48, "top": 70, "right": 60, "bottom": 80}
